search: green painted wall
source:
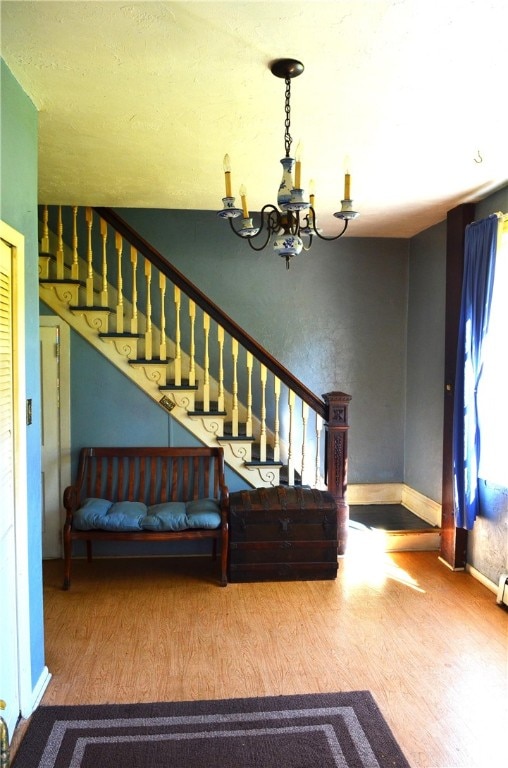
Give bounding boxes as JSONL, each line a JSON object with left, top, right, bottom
{"left": 0, "top": 59, "right": 45, "bottom": 692}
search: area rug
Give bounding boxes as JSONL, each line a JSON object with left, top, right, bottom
{"left": 13, "top": 691, "right": 410, "bottom": 767}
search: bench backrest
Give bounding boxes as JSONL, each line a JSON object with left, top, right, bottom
{"left": 73, "top": 447, "right": 226, "bottom": 506}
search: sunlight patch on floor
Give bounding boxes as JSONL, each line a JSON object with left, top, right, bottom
{"left": 343, "top": 522, "right": 426, "bottom": 593}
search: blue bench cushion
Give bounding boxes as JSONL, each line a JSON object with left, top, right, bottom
{"left": 73, "top": 497, "right": 221, "bottom": 532}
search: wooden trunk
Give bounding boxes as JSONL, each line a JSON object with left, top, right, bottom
{"left": 228, "top": 486, "right": 338, "bottom": 583}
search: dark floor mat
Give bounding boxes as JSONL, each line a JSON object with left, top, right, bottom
{"left": 349, "top": 504, "right": 437, "bottom": 531}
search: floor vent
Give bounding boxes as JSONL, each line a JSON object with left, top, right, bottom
{"left": 496, "top": 573, "right": 508, "bottom": 607}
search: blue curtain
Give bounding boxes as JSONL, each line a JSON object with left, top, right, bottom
{"left": 453, "top": 214, "right": 498, "bottom": 529}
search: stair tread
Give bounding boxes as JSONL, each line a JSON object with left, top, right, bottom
{"left": 71, "top": 305, "right": 112, "bottom": 312}
{"left": 98, "top": 331, "right": 142, "bottom": 338}
{"left": 188, "top": 409, "right": 227, "bottom": 416}
{"left": 160, "top": 382, "right": 199, "bottom": 391}
{"left": 129, "top": 358, "right": 170, "bottom": 365}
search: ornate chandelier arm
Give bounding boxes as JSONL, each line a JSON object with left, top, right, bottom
{"left": 228, "top": 204, "right": 281, "bottom": 249}
{"left": 302, "top": 207, "right": 350, "bottom": 241}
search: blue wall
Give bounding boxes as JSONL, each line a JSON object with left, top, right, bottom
{"left": 117, "top": 208, "right": 410, "bottom": 484}
{"left": 405, "top": 220, "right": 447, "bottom": 501}
{"left": 0, "top": 60, "right": 45, "bottom": 691}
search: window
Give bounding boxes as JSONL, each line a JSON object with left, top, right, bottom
{"left": 477, "top": 216, "right": 508, "bottom": 486}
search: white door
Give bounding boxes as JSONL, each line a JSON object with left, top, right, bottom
{"left": 0, "top": 237, "right": 20, "bottom": 737}
{"left": 40, "top": 319, "right": 70, "bottom": 558}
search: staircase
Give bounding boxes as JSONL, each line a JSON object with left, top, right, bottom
{"left": 38, "top": 205, "right": 351, "bottom": 548}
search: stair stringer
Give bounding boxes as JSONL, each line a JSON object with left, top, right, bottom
{"left": 40, "top": 282, "right": 282, "bottom": 488}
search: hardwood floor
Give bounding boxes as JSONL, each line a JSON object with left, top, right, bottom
{"left": 12, "top": 542, "right": 508, "bottom": 767}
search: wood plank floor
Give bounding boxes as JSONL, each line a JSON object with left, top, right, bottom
{"left": 12, "top": 546, "right": 508, "bottom": 767}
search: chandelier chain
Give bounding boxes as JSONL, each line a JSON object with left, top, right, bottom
{"left": 284, "top": 77, "right": 292, "bottom": 158}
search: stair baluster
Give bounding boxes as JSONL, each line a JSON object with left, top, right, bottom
{"left": 188, "top": 299, "right": 196, "bottom": 386}
{"left": 144, "top": 259, "right": 153, "bottom": 360}
{"left": 203, "top": 313, "right": 210, "bottom": 411}
{"left": 217, "top": 326, "right": 225, "bottom": 411}
{"left": 301, "top": 400, "right": 309, "bottom": 485}
{"left": 85, "top": 207, "right": 94, "bottom": 305}
{"left": 100, "top": 220, "right": 109, "bottom": 307}
{"left": 231, "top": 338, "right": 239, "bottom": 434}
{"left": 246, "top": 352, "right": 253, "bottom": 438}
{"left": 315, "top": 414, "right": 324, "bottom": 487}
{"left": 259, "top": 364, "right": 267, "bottom": 462}
{"left": 115, "top": 232, "right": 124, "bottom": 333}
{"left": 159, "top": 272, "right": 167, "bottom": 361}
{"left": 273, "top": 376, "right": 281, "bottom": 462}
{"left": 174, "top": 286, "right": 182, "bottom": 385}
{"left": 71, "top": 206, "right": 79, "bottom": 280}
{"left": 130, "top": 247, "right": 138, "bottom": 333}
{"left": 56, "top": 206, "right": 64, "bottom": 279}
{"left": 287, "top": 389, "right": 296, "bottom": 485}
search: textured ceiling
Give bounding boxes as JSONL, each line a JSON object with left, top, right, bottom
{"left": 1, "top": 0, "right": 506, "bottom": 237}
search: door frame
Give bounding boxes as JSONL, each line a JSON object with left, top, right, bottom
{"left": 0, "top": 221, "right": 32, "bottom": 721}
{"left": 40, "top": 316, "right": 71, "bottom": 557}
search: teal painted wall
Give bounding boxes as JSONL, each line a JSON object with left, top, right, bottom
{"left": 0, "top": 60, "right": 45, "bottom": 689}
{"left": 405, "top": 220, "right": 447, "bottom": 502}
{"left": 116, "top": 208, "right": 410, "bottom": 484}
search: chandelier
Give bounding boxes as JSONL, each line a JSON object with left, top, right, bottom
{"left": 217, "top": 59, "right": 359, "bottom": 268}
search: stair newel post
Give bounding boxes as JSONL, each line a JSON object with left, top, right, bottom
{"left": 259, "top": 364, "right": 267, "bottom": 461}
{"left": 159, "top": 272, "right": 167, "bottom": 361}
{"left": 115, "top": 232, "right": 124, "bottom": 333}
{"left": 217, "top": 326, "right": 225, "bottom": 411}
{"left": 100, "top": 220, "right": 109, "bottom": 307}
{"left": 56, "top": 205, "right": 64, "bottom": 279}
{"left": 130, "top": 247, "right": 138, "bottom": 333}
{"left": 231, "top": 338, "right": 239, "bottom": 435}
{"left": 144, "top": 259, "right": 153, "bottom": 360}
{"left": 71, "top": 206, "right": 79, "bottom": 280}
{"left": 273, "top": 376, "right": 281, "bottom": 462}
{"left": 173, "top": 286, "right": 181, "bottom": 384}
{"left": 287, "top": 389, "right": 296, "bottom": 486}
{"left": 246, "top": 352, "right": 253, "bottom": 437}
{"left": 203, "top": 313, "right": 211, "bottom": 411}
{"left": 188, "top": 300, "right": 196, "bottom": 386}
{"left": 85, "top": 207, "right": 94, "bottom": 306}
{"left": 315, "top": 414, "right": 324, "bottom": 488}
{"left": 323, "top": 391, "right": 351, "bottom": 556}
{"left": 301, "top": 400, "right": 309, "bottom": 486}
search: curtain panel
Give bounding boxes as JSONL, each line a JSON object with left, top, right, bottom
{"left": 452, "top": 214, "right": 499, "bottom": 529}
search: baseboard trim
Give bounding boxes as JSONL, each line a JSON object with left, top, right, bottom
{"left": 348, "top": 483, "right": 441, "bottom": 527}
{"left": 347, "top": 483, "right": 404, "bottom": 505}
{"left": 23, "top": 665, "right": 52, "bottom": 718}
{"left": 465, "top": 564, "right": 498, "bottom": 594}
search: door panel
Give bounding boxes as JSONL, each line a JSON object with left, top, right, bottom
{"left": 0, "top": 237, "right": 20, "bottom": 737}
{"left": 40, "top": 324, "right": 62, "bottom": 557}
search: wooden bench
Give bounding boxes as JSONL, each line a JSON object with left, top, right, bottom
{"left": 62, "top": 446, "right": 229, "bottom": 588}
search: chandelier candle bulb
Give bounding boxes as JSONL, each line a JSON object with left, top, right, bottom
{"left": 223, "top": 155, "right": 232, "bottom": 197}
{"left": 239, "top": 185, "right": 249, "bottom": 218}
{"left": 344, "top": 172, "right": 351, "bottom": 200}
{"left": 295, "top": 142, "right": 302, "bottom": 189}
{"left": 309, "top": 179, "right": 315, "bottom": 207}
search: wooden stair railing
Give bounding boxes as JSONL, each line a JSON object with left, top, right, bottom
{"left": 39, "top": 205, "right": 351, "bottom": 553}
